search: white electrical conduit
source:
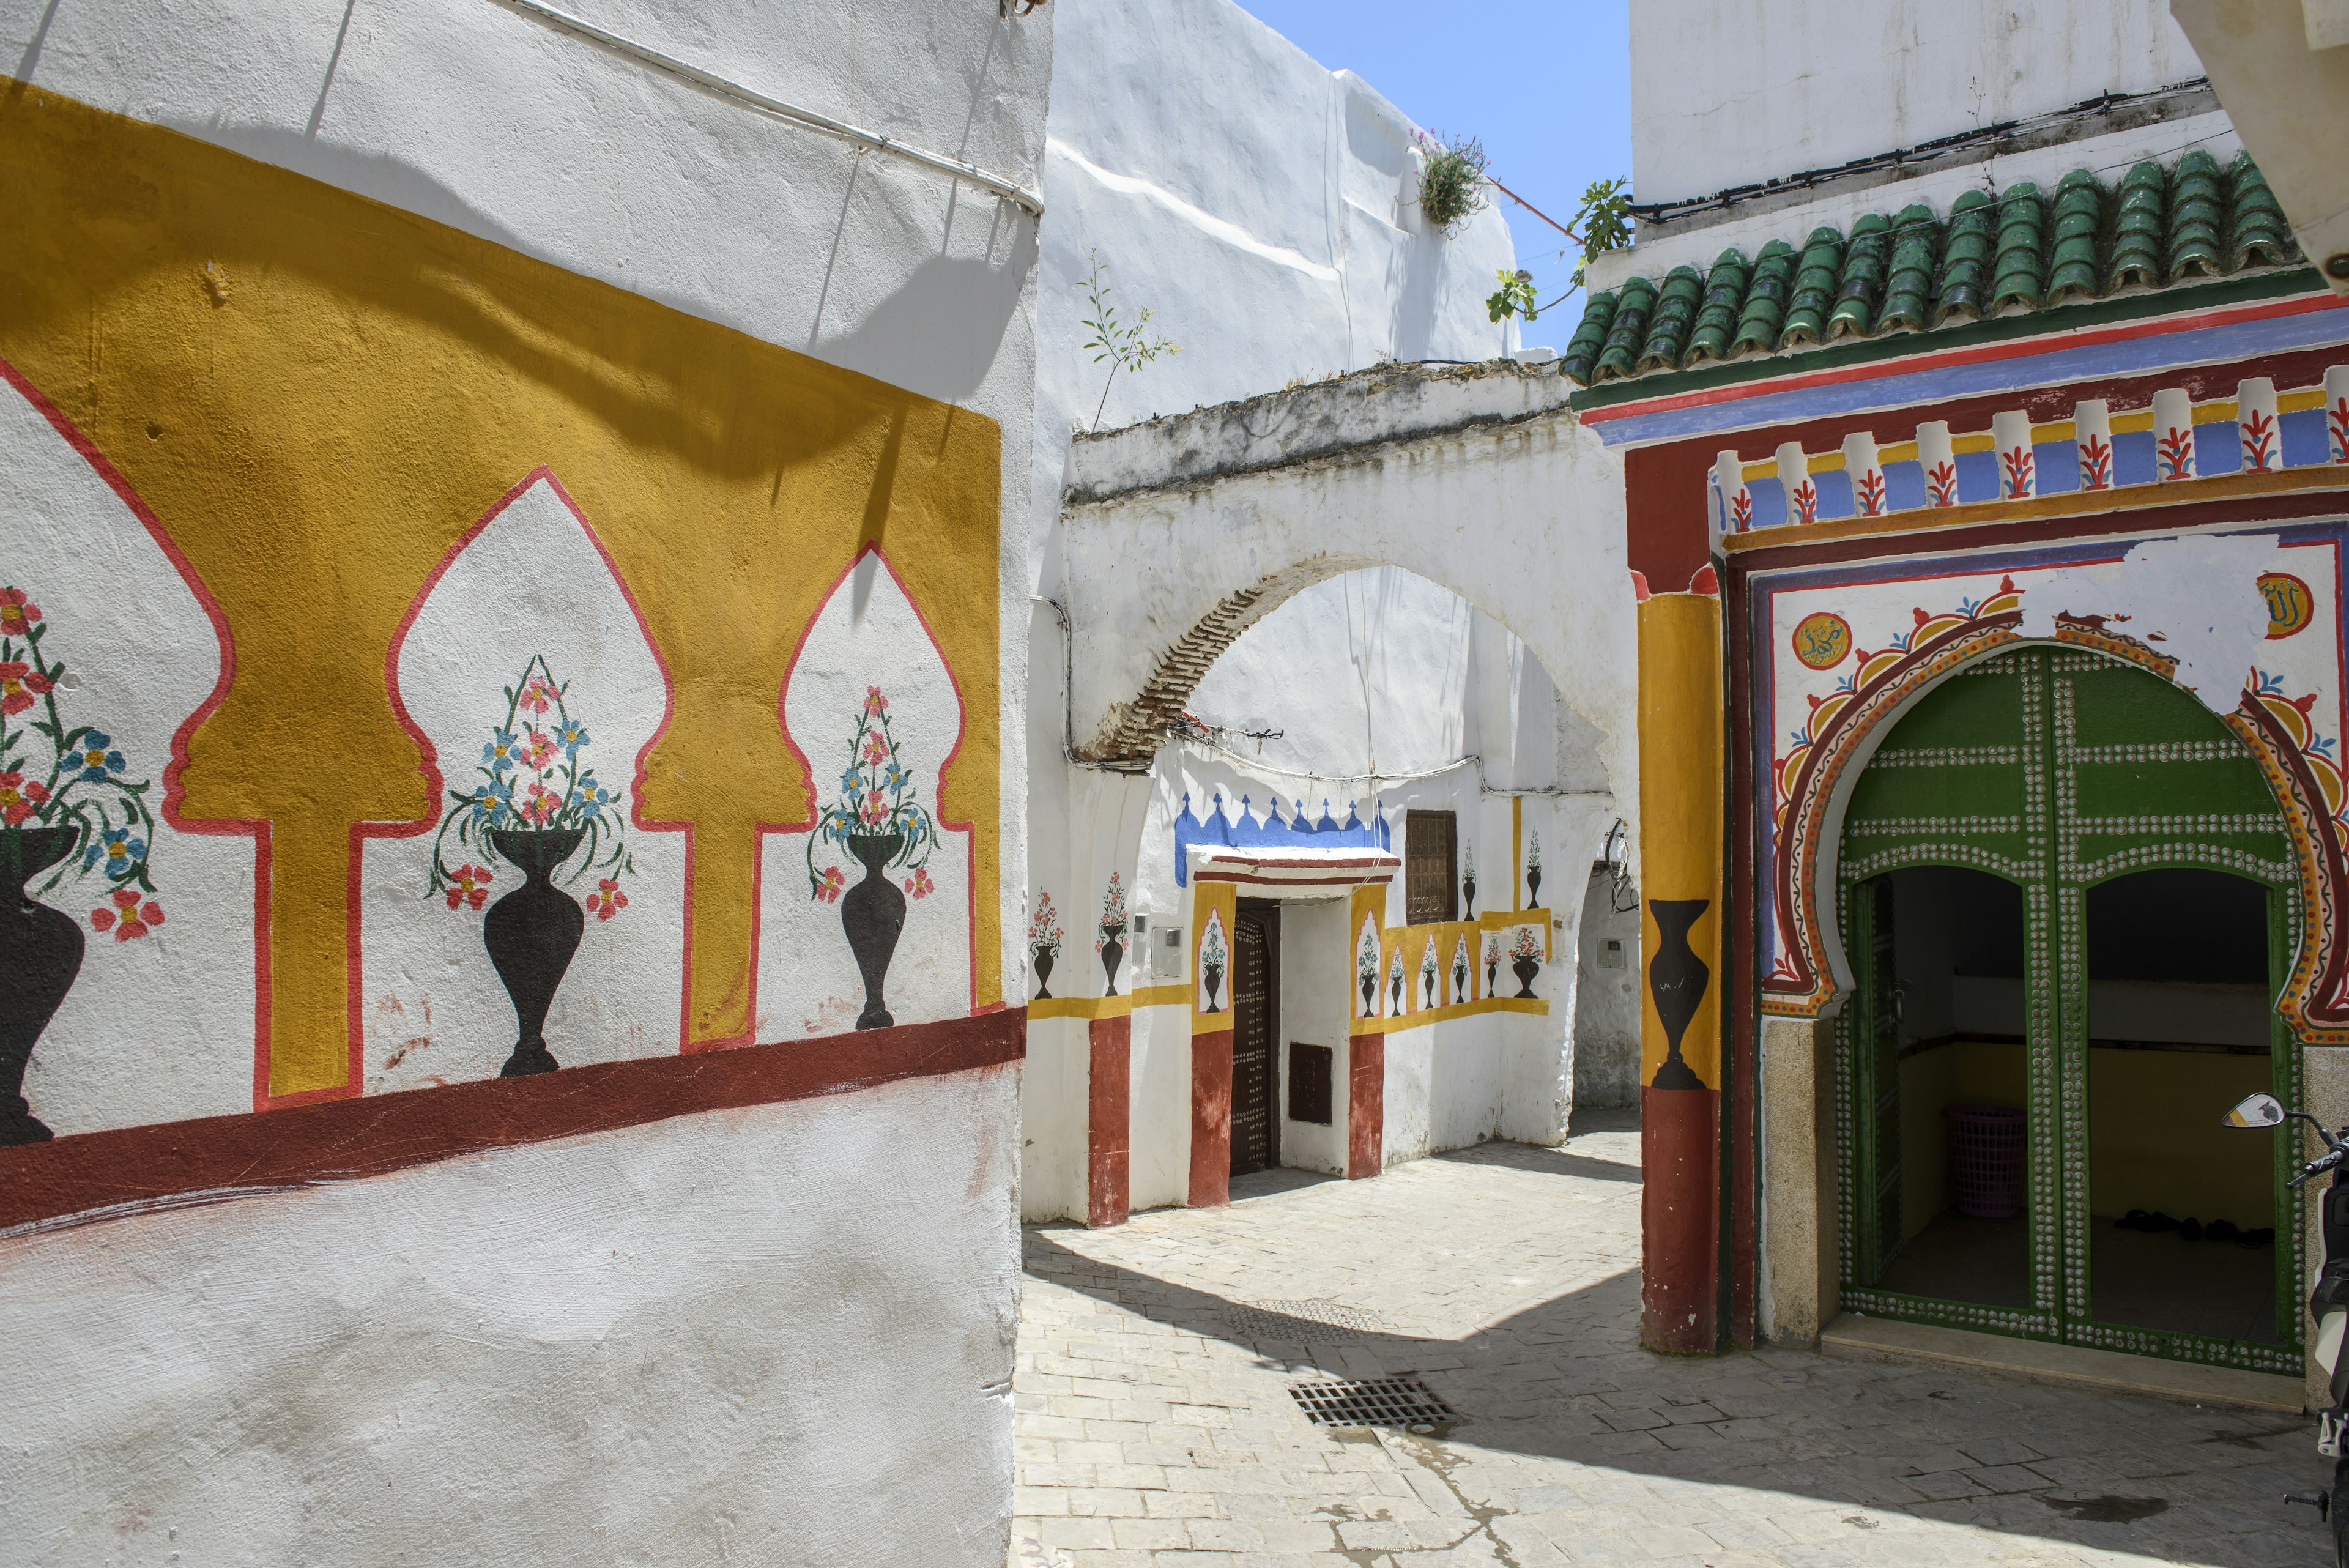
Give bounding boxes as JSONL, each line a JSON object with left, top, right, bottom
{"left": 485, "top": 0, "right": 1046, "bottom": 217}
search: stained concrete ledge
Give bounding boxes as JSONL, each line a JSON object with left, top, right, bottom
{"left": 1822, "top": 1313, "right": 2306, "bottom": 1413}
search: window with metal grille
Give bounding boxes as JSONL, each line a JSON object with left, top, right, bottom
{"left": 1404, "top": 810, "right": 1456, "bottom": 926}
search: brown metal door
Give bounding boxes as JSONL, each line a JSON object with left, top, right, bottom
{"left": 1230, "top": 904, "right": 1278, "bottom": 1176}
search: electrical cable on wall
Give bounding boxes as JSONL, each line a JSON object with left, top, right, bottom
{"left": 485, "top": 0, "right": 1045, "bottom": 216}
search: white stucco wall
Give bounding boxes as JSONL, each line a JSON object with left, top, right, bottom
{"left": 1573, "top": 864, "right": 1644, "bottom": 1111}
{"left": 4, "top": 1068, "right": 1021, "bottom": 1567}
{"left": 1628, "top": 0, "right": 2210, "bottom": 203}
{"left": 1278, "top": 897, "right": 1353, "bottom": 1176}
{"left": 4, "top": 2, "right": 1047, "bottom": 1560}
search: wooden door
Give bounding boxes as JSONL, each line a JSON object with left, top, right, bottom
{"left": 1230, "top": 903, "right": 1280, "bottom": 1176}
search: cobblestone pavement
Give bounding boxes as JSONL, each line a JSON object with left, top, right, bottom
{"left": 1011, "top": 1111, "right": 2325, "bottom": 1567}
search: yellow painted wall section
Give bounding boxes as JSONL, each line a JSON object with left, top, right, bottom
{"left": 1189, "top": 881, "right": 1236, "bottom": 1035}
{"left": 0, "top": 86, "right": 1003, "bottom": 1093}
{"left": 1636, "top": 592, "right": 1724, "bottom": 1090}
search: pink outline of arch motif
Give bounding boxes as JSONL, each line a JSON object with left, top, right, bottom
{"left": 1761, "top": 585, "right": 2349, "bottom": 1042}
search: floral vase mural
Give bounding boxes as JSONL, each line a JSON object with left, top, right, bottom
{"left": 1452, "top": 934, "right": 1469, "bottom": 1002}
{"left": 1094, "top": 871, "right": 1128, "bottom": 997}
{"left": 807, "top": 685, "right": 936, "bottom": 1031}
{"left": 1199, "top": 907, "right": 1228, "bottom": 1013}
{"left": 1510, "top": 926, "right": 1543, "bottom": 998}
{"left": 1419, "top": 938, "right": 1438, "bottom": 1009}
{"left": 426, "top": 655, "right": 633, "bottom": 1076}
{"left": 1029, "top": 891, "right": 1064, "bottom": 1000}
{"left": 0, "top": 585, "right": 164, "bottom": 1144}
{"left": 365, "top": 472, "right": 682, "bottom": 1091}
{"left": 1357, "top": 917, "right": 1380, "bottom": 1019}
{"left": 773, "top": 544, "right": 970, "bottom": 1039}
{"left": 1526, "top": 828, "right": 1542, "bottom": 908}
{"left": 1461, "top": 844, "right": 1476, "bottom": 918}
{"left": 1, "top": 366, "right": 248, "bottom": 1136}
{"left": 1387, "top": 945, "right": 1406, "bottom": 1016}
{"left": 1483, "top": 935, "right": 1500, "bottom": 998}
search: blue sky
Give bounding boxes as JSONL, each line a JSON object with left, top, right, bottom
{"left": 1234, "top": 0, "right": 1633, "bottom": 333}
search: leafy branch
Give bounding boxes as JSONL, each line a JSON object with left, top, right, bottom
{"left": 1485, "top": 177, "right": 1634, "bottom": 322}
{"left": 1079, "top": 251, "right": 1179, "bottom": 431}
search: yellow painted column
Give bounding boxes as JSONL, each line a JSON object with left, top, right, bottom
{"left": 1636, "top": 585, "right": 1724, "bottom": 1353}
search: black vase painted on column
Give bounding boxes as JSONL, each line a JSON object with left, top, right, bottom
{"left": 1647, "top": 897, "right": 1709, "bottom": 1090}
{"left": 843, "top": 832, "right": 907, "bottom": 1030}
{"left": 0, "top": 826, "right": 84, "bottom": 1146}
{"left": 1098, "top": 923, "right": 1126, "bottom": 997}
{"left": 1031, "top": 948, "right": 1055, "bottom": 1001}
{"left": 1453, "top": 959, "right": 1467, "bottom": 1000}
{"left": 1485, "top": 959, "right": 1498, "bottom": 996}
{"left": 1461, "top": 874, "right": 1476, "bottom": 918}
{"left": 1527, "top": 864, "right": 1542, "bottom": 907}
{"left": 1512, "top": 956, "right": 1541, "bottom": 998}
{"left": 1389, "top": 969, "right": 1404, "bottom": 1013}
{"left": 1360, "top": 971, "right": 1376, "bottom": 1017}
{"left": 484, "top": 827, "right": 587, "bottom": 1076}
{"left": 1202, "top": 962, "right": 1223, "bottom": 1014}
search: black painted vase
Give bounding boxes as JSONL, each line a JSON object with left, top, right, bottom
{"left": 1512, "top": 956, "right": 1540, "bottom": 999}
{"left": 484, "top": 827, "right": 587, "bottom": 1076}
{"left": 1098, "top": 923, "right": 1125, "bottom": 998}
{"left": 1462, "top": 875, "right": 1476, "bottom": 918}
{"left": 1453, "top": 961, "right": 1467, "bottom": 1000}
{"left": 1389, "top": 970, "right": 1403, "bottom": 1013}
{"left": 1202, "top": 962, "right": 1223, "bottom": 1014}
{"left": 1527, "top": 866, "right": 1542, "bottom": 907}
{"left": 1647, "top": 898, "right": 1709, "bottom": 1089}
{"left": 843, "top": 832, "right": 907, "bottom": 1030}
{"left": 1032, "top": 948, "right": 1055, "bottom": 1001}
{"left": 1360, "top": 972, "right": 1376, "bottom": 1016}
{"left": 0, "top": 826, "right": 84, "bottom": 1146}
{"left": 1485, "top": 960, "right": 1498, "bottom": 996}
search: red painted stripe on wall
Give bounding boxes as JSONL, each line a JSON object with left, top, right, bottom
{"left": 0, "top": 1008, "right": 1026, "bottom": 1235}
{"left": 1348, "top": 1032, "right": 1384, "bottom": 1180}
{"left": 1087, "top": 1014, "right": 1132, "bottom": 1228}
{"left": 1189, "top": 1028, "right": 1234, "bottom": 1208}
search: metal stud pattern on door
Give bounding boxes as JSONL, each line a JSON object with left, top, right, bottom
{"left": 1833, "top": 643, "right": 2304, "bottom": 1375}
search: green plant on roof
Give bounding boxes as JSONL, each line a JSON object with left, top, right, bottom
{"left": 1078, "top": 250, "right": 1179, "bottom": 432}
{"left": 1416, "top": 132, "right": 1489, "bottom": 233}
{"left": 1486, "top": 177, "right": 1633, "bottom": 322}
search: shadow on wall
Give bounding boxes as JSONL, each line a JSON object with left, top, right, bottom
{"left": 821, "top": 237, "right": 1040, "bottom": 403}
{"left": 1573, "top": 864, "right": 1640, "bottom": 1109}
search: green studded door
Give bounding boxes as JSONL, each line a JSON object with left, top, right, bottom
{"left": 1835, "top": 645, "right": 2304, "bottom": 1375}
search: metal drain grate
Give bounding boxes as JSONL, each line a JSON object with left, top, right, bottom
{"left": 1222, "top": 1298, "right": 1386, "bottom": 1341}
{"left": 1288, "top": 1377, "right": 1459, "bottom": 1429}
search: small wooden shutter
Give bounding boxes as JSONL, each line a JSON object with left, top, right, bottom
{"left": 1405, "top": 810, "right": 1457, "bottom": 926}
{"left": 1288, "top": 1043, "right": 1334, "bottom": 1125}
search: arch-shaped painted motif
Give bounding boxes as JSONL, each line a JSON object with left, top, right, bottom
{"left": 1765, "top": 595, "right": 2349, "bottom": 1042}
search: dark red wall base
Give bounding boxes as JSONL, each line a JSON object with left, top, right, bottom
{"left": 1189, "top": 1028, "right": 1233, "bottom": 1207}
{"left": 1641, "top": 1084, "right": 1720, "bottom": 1353}
{"left": 1348, "top": 1031, "right": 1384, "bottom": 1179}
{"left": 1087, "top": 1014, "right": 1131, "bottom": 1228}
{"left": 0, "top": 1008, "right": 1026, "bottom": 1234}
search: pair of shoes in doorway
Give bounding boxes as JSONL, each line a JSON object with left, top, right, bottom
{"left": 2114, "top": 1209, "right": 2274, "bottom": 1247}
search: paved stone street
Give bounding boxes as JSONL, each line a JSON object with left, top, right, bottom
{"left": 1012, "top": 1111, "right": 2324, "bottom": 1567}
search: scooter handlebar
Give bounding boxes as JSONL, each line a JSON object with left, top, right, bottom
{"left": 2290, "top": 1149, "right": 2347, "bottom": 1189}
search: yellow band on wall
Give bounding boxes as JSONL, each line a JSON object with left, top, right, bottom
{"left": 1636, "top": 591, "right": 1724, "bottom": 1091}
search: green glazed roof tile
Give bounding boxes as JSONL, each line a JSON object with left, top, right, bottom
{"left": 1930, "top": 190, "right": 1994, "bottom": 327}
{"left": 1573, "top": 150, "right": 2309, "bottom": 392}
{"left": 2166, "top": 149, "right": 2224, "bottom": 282}
{"left": 1781, "top": 225, "right": 1846, "bottom": 349}
{"left": 1729, "top": 239, "right": 1797, "bottom": 355}
{"left": 2107, "top": 160, "right": 2167, "bottom": 291}
{"left": 1685, "top": 248, "right": 1751, "bottom": 365}
{"left": 1635, "top": 264, "right": 1706, "bottom": 373}
{"left": 2047, "top": 168, "right": 2106, "bottom": 304}
{"left": 1988, "top": 182, "right": 2047, "bottom": 314}
{"left": 1590, "top": 275, "right": 1658, "bottom": 382}
{"left": 1559, "top": 289, "right": 1618, "bottom": 385}
{"left": 2226, "top": 152, "right": 2296, "bottom": 272}
{"left": 1879, "top": 204, "right": 1940, "bottom": 334}
{"left": 1826, "top": 212, "right": 1891, "bottom": 341}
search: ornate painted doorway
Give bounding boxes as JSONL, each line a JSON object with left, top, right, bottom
{"left": 1835, "top": 645, "right": 2305, "bottom": 1375}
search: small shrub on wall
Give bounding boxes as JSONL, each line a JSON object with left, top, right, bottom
{"left": 1415, "top": 132, "right": 1488, "bottom": 234}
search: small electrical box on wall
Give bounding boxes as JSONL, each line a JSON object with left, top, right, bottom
{"left": 1152, "top": 925, "right": 1186, "bottom": 979}
{"left": 1600, "top": 938, "right": 1625, "bottom": 969}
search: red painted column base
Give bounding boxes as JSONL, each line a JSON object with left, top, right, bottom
{"left": 1347, "top": 1031, "right": 1384, "bottom": 1179}
{"left": 1086, "top": 1014, "right": 1131, "bottom": 1228}
{"left": 1189, "top": 1028, "right": 1233, "bottom": 1207}
{"left": 1641, "top": 1084, "right": 1720, "bottom": 1353}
